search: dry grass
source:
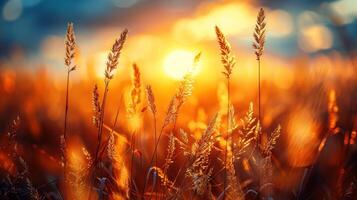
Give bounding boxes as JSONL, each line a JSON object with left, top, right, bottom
{"left": 63, "top": 22, "right": 76, "bottom": 187}
{"left": 215, "top": 25, "right": 237, "bottom": 199}
{"left": 253, "top": 8, "right": 266, "bottom": 61}
{"left": 128, "top": 63, "right": 142, "bottom": 115}
{"left": 92, "top": 84, "right": 101, "bottom": 129}
{"left": 1, "top": 7, "right": 357, "bottom": 200}
{"left": 89, "top": 28, "right": 129, "bottom": 200}
{"left": 215, "top": 26, "right": 235, "bottom": 79}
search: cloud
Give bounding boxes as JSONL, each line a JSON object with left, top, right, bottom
{"left": 172, "top": 2, "right": 293, "bottom": 42}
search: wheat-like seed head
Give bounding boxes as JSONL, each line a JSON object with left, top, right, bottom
{"left": 65, "top": 22, "right": 76, "bottom": 71}
{"left": 163, "top": 132, "right": 176, "bottom": 171}
{"left": 82, "top": 147, "right": 93, "bottom": 169}
{"left": 130, "top": 63, "right": 141, "bottom": 113}
{"left": 233, "top": 103, "right": 257, "bottom": 160}
{"left": 176, "top": 72, "right": 194, "bottom": 106}
{"left": 176, "top": 52, "right": 200, "bottom": 104}
{"left": 228, "top": 104, "right": 238, "bottom": 133}
{"left": 190, "top": 168, "right": 213, "bottom": 196}
{"left": 226, "top": 149, "right": 244, "bottom": 200}
{"left": 163, "top": 54, "right": 199, "bottom": 126}
{"left": 253, "top": 8, "right": 266, "bottom": 61}
{"left": 107, "top": 132, "right": 115, "bottom": 161}
{"left": 145, "top": 85, "right": 156, "bottom": 115}
{"left": 186, "top": 114, "right": 217, "bottom": 195}
{"left": 104, "top": 29, "right": 128, "bottom": 80}
{"left": 67, "top": 147, "right": 92, "bottom": 198}
{"left": 175, "top": 52, "right": 200, "bottom": 107}
{"left": 261, "top": 125, "right": 281, "bottom": 156}
{"left": 150, "top": 167, "right": 177, "bottom": 191}
{"left": 215, "top": 26, "right": 236, "bottom": 79}
{"left": 163, "top": 96, "right": 178, "bottom": 127}
{"left": 92, "top": 84, "right": 101, "bottom": 129}
{"left": 179, "top": 129, "right": 189, "bottom": 145}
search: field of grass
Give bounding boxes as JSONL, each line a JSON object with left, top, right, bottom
{"left": 0, "top": 6, "right": 357, "bottom": 200}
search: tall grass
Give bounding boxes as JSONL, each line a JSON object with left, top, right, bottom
{"left": 253, "top": 8, "right": 266, "bottom": 124}
{"left": 142, "top": 53, "right": 199, "bottom": 197}
{"left": 62, "top": 23, "right": 76, "bottom": 197}
{"left": 253, "top": 8, "right": 266, "bottom": 197}
{"left": 128, "top": 62, "right": 142, "bottom": 198}
{"left": 215, "top": 25, "right": 236, "bottom": 199}
{"left": 89, "top": 28, "right": 128, "bottom": 200}
{"left": 145, "top": 85, "right": 158, "bottom": 199}
{"left": 3, "top": 7, "right": 357, "bottom": 200}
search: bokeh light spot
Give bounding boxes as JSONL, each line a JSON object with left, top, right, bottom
{"left": 2, "top": 0, "right": 22, "bottom": 21}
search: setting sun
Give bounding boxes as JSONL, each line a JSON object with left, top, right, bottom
{"left": 163, "top": 49, "right": 200, "bottom": 80}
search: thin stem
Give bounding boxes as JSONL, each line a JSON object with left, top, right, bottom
{"left": 111, "top": 95, "right": 122, "bottom": 136}
{"left": 154, "top": 115, "right": 157, "bottom": 170}
{"left": 223, "top": 77, "right": 230, "bottom": 200}
{"left": 63, "top": 70, "right": 70, "bottom": 166}
{"left": 130, "top": 130, "right": 137, "bottom": 199}
{"left": 94, "top": 80, "right": 109, "bottom": 165}
{"left": 257, "top": 59, "right": 261, "bottom": 199}
{"left": 88, "top": 80, "right": 110, "bottom": 200}
{"left": 63, "top": 69, "right": 70, "bottom": 200}
{"left": 258, "top": 60, "right": 261, "bottom": 126}
{"left": 148, "top": 114, "right": 158, "bottom": 200}
{"left": 162, "top": 122, "right": 178, "bottom": 199}
{"left": 142, "top": 123, "right": 166, "bottom": 195}
{"left": 143, "top": 111, "right": 180, "bottom": 197}
{"left": 173, "top": 156, "right": 191, "bottom": 198}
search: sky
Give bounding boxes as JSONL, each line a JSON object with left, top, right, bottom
{"left": 0, "top": 0, "right": 356, "bottom": 60}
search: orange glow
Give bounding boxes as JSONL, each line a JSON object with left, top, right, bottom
{"left": 66, "top": 140, "right": 91, "bottom": 200}
{"left": 110, "top": 133, "right": 129, "bottom": 199}
{"left": 0, "top": 1, "right": 356, "bottom": 199}
{"left": 1, "top": 70, "right": 16, "bottom": 93}
{"left": 242, "top": 158, "right": 251, "bottom": 172}
{"left": 0, "top": 152, "right": 14, "bottom": 174}
{"left": 351, "top": 131, "right": 357, "bottom": 145}
{"left": 328, "top": 89, "right": 339, "bottom": 134}
{"left": 286, "top": 109, "right": 320, "bottom": 167}
{"left": 93, "top": 51, "right": 109, "bottom": 78}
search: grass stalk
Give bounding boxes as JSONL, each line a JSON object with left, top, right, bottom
{"left": 62, "top": 22, "right": 76, "bottom": 199}
{"left": 253, "top": 8, "right": 266, "bottom": 197}
{"left": 142, "top": 53, "right": 198, "bottom": 196}
{"left": 88, "top": 28, "right": 128, "bottom": 200}
{"left": 223, "top": 77, "right": 230, "bottom": 200}
{"left": 215, "top": 25, "right": 236, "bottom": 199}
{"left": 130, "top": 130, "right": 137, "bottom": 198}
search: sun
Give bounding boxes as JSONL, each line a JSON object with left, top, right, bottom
{"left": 163, "top": 49, "right": 200, "bottom": 80}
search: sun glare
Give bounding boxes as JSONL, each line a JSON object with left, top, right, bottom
{"left": 163, "top": 49, "right": 200, "bottom": 80}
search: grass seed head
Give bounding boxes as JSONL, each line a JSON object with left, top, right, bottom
{"left": 105, "top": 29, "right": 128, "bottom": 79}
{"left": 253, "top": 8, "right": 266, "bottom": 61}
{"left": 215, "top": 26, "right": 236, "bottom": 79}
{"left": 65, "top": 22, "right": 76, "bottom": 70}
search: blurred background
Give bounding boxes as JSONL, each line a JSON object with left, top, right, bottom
{"left": 0, "top": 0, "right": 356, "bottom": 199}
